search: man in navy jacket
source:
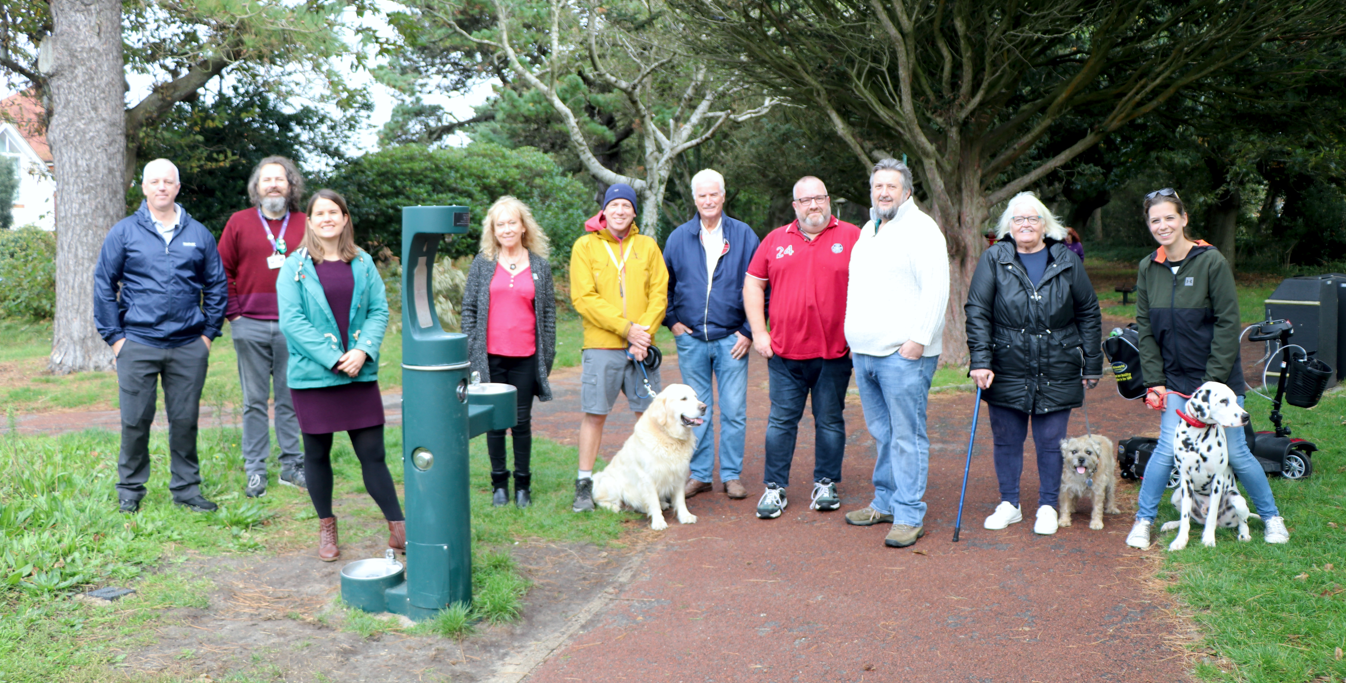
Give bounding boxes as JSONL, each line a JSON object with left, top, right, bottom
{"left": 664, "top": 169, "right": 761, "bottom": 500}
{"left": 94, "top": 158, "right": 227, "bottom": 514}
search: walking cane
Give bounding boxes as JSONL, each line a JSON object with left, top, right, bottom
{"left": 952, "top": 386, "right": 983, "bottom": 542}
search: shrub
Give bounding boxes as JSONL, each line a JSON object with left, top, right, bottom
{"left": 325, "top": 142, "right": 594, "bottom": 271}
{"left": 0, "top": 226, "right": 56, "bottom": 321}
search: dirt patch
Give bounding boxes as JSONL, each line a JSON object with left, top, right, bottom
{"left": 118, "top": 537, "right": 643, "bottom": 682}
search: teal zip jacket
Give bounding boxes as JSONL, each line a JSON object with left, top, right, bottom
{"left": 276, "top": 247, "right": 388, "bottom": 389}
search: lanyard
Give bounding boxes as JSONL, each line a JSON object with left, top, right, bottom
{"left": 603, "top": 236, "right": 633, "bottom": 299}
{"left": 257, "top": 209, "right": 290, "bottom": 254}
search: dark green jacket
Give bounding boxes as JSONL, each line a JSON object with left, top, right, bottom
{"left": 1135, "top": 242, "right": 1246, "bottom": 395}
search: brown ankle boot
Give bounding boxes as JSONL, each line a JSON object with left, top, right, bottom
{"left": 387, "top": 520, "right": 406, "bottom": 551}
{"left": 318, "top": 517, "right": 340, "bottom": 562}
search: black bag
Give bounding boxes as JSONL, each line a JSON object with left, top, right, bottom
{"left": 1103, "top": 324, "right": 1146, "bottom": 400}
{"left": 1117, "top": 436, "right": 1158, "bottom": 480}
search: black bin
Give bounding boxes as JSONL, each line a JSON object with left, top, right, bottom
{"left": 1264, "top": 276, "right": 1339, "bottom": 388}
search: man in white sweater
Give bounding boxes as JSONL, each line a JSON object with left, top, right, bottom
{"left": 842, "top": 158, "right": 950, "bottom": 548}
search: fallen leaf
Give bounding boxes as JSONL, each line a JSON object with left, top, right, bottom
{"left": 1331, "top": 522, "right": 1339, "bottom": 529}
{"left": 863, "top": 664, "right": 875, "bottom": 671}
{"left": 1295, "top": 573, "right": 1309, "bottom": 581}
{"left": 1336, "top": 646, "right": 1343, "bottom": 660}
{"left": 1328, "top": 563, "right": 1335, "bottom": 572}
{"left": 912, "top": 549, "right": 928, "bottom": 556}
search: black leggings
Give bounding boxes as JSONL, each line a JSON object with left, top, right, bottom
{"left": 303, "top": 425, "right": 404, "bottom": 521}
{"left": 486, "top": 354, "right": 537, "bottom": 481}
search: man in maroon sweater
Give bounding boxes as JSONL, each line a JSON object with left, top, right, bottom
{"left": 220, "top": 156, "right": 307, "bottom": 497}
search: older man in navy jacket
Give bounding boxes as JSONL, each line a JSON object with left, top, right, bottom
{"left": 94, "top": 158, "right": 227, "bottom": 514}
{"left": 665, "top": 169, "right": 761, "bottom": 500}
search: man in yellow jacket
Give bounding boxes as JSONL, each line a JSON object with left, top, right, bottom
{"left": 569, "top": 183, "right": 670, "bottom": 512}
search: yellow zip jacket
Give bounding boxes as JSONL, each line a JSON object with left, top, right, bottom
{"left": 570, "top": 213, "right": 669, "bottom": 350}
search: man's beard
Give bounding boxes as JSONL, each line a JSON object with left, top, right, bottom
{"left": 799, "top": 210, "right": 830, "bottom": 231}
{"left": 876, "top": 202, "right": 899, "bottom": 223}
{"left": 260, "top": 196, "right": 288, "bottom": 216}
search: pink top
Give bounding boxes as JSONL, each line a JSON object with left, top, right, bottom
{"left": 486, "top": 262, "right": 537, "bottom": 357}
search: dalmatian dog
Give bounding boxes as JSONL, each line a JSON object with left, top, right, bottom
{"left": 1163, "top": 382, "right": 1258, "bottom": 551}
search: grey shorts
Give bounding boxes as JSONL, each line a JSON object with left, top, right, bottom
{"left": 580, "top": 348, "right": 662, "bottom": 415}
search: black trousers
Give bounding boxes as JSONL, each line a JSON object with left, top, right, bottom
{"left": 303, "top": 425, "right": 404, "bottom": 521}
{"left": 486, "top": 354, "right": 537, "bottom": 488}
{"left": 115, "top": 338, "right": 210, "bottom": 502}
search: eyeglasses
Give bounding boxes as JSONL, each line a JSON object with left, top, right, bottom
{"left": 1145, "top": 188, "right": 1179, "bottom": 200}
{"left": 1011, "top": 216, "right": 1042, "bottom": 226}
{"left": 793, "top": 195, "right": 829, "bottom": 206}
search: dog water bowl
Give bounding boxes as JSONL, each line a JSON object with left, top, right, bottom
{"left": 341, "top": 549, "right": 405, "bottom": 613}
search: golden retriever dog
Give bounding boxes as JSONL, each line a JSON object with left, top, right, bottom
{"left": 1058, "top": 434, "right": 1120, "bottom": 530}
{"left": 592, "top": 384, "right": 707, "bottom": 530}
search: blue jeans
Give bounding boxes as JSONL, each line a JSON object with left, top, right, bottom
{"left": 986, "top": 405, "right": 1070, "bottom": 509}
{"left": 1135, "top": 394, "right": 1280, "bottom": 522}
{"left": 675, "top": 333, "right": 749, "bottom": 483}
{"left": 763, "top": 355, "right": 852, "bottom": 488}
{"left": 853, "top": 352, "right": 939, "bottom": 526}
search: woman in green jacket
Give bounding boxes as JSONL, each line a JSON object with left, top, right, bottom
{"left": 278, "top": 189, "right": 402, "bottom": 562}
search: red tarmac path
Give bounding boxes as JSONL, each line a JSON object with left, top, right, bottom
{"left": 523, "top": 350, "right": 1191, "bottom": 683}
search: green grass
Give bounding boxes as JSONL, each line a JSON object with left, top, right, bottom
{"left": 0, "top": 424, "right": 632, "bottom": 680}
{"left": 1156, "top": 390, "right": 1346, "bottom": 683}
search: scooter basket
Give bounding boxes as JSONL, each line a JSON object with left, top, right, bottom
{"left": 1285, "top": 351, "right": 1332, "bottom": 408}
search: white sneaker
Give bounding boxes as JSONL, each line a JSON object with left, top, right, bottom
{"left": 1033, "top": 505, "right": 1058, "bottom": 535}
{"left": 983, "top": 501, "right": 1023, "bottom": 530}
{"left": 1264, "top": 516, "right": 1290, "bottom": 544}
{"left": 1126, "top": 520, "right": 1152, "bottom": 549}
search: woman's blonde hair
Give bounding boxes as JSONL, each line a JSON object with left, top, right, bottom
{"left": 994, "top": 191, "right": 1068, "bottom": 242}
{"left": 302, "top": 189, "right": 361, "bottom": 263}
{"left": 479, "top": 196, "right": 550, "bottom": 259}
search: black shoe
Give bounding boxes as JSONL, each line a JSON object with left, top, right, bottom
{"left": 280, "top": 466, "right": 307, "bottom": 489}
{"left": 245, "top": 473, "right": 267, "bottom": 498}
{"left": 572, "top": 478, "right": 595, "bottom": 512}
{"left": 119, "top": 498, "right": 139, "bottom": 514}
{"left": 174, "top": 495, "right": 218, "bottom": 513}
{"left": 515, "top": 488, "right": 531, "bottom": 509}
{"left": 492, "top": 487, "right": 509, "bottom": 507}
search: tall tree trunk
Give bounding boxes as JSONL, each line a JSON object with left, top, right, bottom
{"left": 46, "top": 0, "right": 124, "bottom": 374}
{"left": 1091, "top": 207, "right": 1103, "bottom": 242}
{"left": 1204, "top": 157, "right": 1240, "bottom": 272}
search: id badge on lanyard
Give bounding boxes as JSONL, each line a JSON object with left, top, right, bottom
{"left": 259, "top": 209, "right": 290, "bottom": 269}
{"left": 604, "top": 239, "right": 633, "bottom": 299}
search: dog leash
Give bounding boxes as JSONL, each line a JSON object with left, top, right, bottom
{"left": 626, "top": 345, "right": 661, "bottom": 399}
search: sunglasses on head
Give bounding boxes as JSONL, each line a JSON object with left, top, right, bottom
{"left": 1145, "top": 188, "right": 1179, "bottom": 200}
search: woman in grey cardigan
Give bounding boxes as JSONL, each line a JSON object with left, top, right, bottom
{"left": 460, "top": 196, "right": 557, "bottom": 508}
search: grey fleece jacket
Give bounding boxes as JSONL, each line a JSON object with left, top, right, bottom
{"left": 460, "top": 252, "right": 556, "bottom": 401}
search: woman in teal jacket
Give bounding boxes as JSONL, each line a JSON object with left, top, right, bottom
{"left": 278, "top": 189, "right": 402, "bottom": 562}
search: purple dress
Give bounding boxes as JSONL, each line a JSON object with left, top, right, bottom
{"left": 290, "top": 259, "right": 385, "bottom": 435}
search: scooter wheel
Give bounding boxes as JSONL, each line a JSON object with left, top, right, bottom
{"left": 1166, "top": 467, "right": 1180, "bottom": 490}
{"left": 1282, "top": 450, "right": 1313, "bottom": 480}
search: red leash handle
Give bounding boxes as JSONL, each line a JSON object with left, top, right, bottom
{"left": 1145, "top": 387, "right": 1192, "bottom": 411}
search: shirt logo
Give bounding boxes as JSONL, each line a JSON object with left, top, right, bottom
{"left": 831, "top": 243, "right": 843, "bottom": 254}
{"left": 183, "top": 242, "right": 197, "bottom": 247}
{"left": 775, "top": 245, "right": 795, "bottom": 259}
{"left": 1184, "top": 276, "right": 1194, "bottom": 286}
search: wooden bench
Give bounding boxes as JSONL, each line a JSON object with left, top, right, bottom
{"left": 1115, "top": 285, "right": 1136, "bottom": 305}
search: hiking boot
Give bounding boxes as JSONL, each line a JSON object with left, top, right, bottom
{"left": 845, "top": 505, "right": 893, "bottom": 526}
{"left": 1264, "top": 516, "right": 1290, "bottom": 544}
{"left": 244, "top": 473, "right": 267, "bottom": 498}
{"left": 572, "top": 478, "right": 595, "bottom": 513}
{"left": 983, "top": 501, "right": 1022, "bottom": 530}
{"left": 387, "top": 520, "right": 406, "bottom": 551}
{"left": 1126, "top": 519, "right": 1152, "bottom": 549}
{"left": 810, "top": 478, "right": 840, "bottom": 511}
{"left": 1033, "top": 506, "right": 1058, "bottom": 535}
{"left": 685, "top": 478, "right": 713, "bottom": 499}
{"left": 756, "top": 483, "right": 787, "bottom": 519}
{"left": 174, "top": 495, "right": 218, "bottom": 513}
{"left": 724, "top": 479, "right": 748, "bottom": 499}
{"left": 119, "top": 498, "right": 139, "bottom": 514}
{"left": 280, "top": 466, "right": 307, "bottom": 489}
{"left": 319, "top": 517, "right": 340, "bottom": 562}
{"left": 884, "top": 524, "right": 925, "bottom": 548}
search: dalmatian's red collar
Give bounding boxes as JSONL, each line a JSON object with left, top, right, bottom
{"left": 1176, "top": 409, "right": 1206, "bottom": 428}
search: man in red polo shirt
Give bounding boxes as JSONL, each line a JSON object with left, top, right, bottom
{"left": 743, "top": 176, "right": 861, "bottom": 519}
{"left": 219, "top": 156, "right": 307, "bottom": 498}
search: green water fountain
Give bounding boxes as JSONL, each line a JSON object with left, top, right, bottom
{"left": 339, "top": 205, "right": 517, "bottom": 620}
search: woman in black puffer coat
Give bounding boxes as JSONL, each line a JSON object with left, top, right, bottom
{"left": 965, "top": 192, "right": 1102, "bottom": 536}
